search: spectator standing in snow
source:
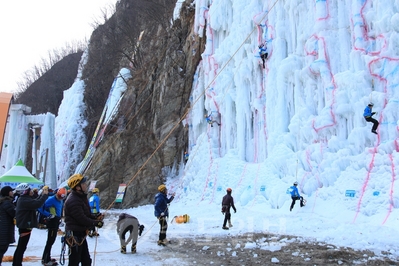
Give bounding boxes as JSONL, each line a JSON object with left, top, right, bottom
{"left": 221, "top": 188, "right": 236, "bottom": 230}
{"left": 0, "top": 186, "right": 15, "bottom": 264}
{"left": 363, "top": 102, "right": 379, "bottom": 134}
{"left": 154, "top": 184, "right": 175, "bottom": 246}
{"left": 88, "top": 188, "right": 101, "bottom": 237}
{"left": 289, "top": 181, "right": 304, "bottom": 211}
{"left": 41, "top": 188, "right": 67, "bottom": 265}
{"left": 13, "top": 184, "right": 48, "bottom": 266}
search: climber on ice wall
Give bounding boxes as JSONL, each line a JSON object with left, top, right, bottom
{"left": 363, "top": 102, "right": 379, "bottom": 134}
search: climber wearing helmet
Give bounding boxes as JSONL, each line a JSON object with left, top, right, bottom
{"left": 64, "top": 174, "right": 104, "bottom": 265}
{"left": 221, "top": 188, "right": 237, "bottom": 230}
{"left": 363, "top": 102, "right": 379, "bottom": 134}
{"left": 154, "top": 184, "right": 175, "bottom": 246}
{"left": 88, "top": 187, "right": 101, "bottom": 237}
{"left": 289, "top": 181, "right": 304, "bottom": 211}
{"left": 89, "top": 188, "right": 100, "bottom": 214}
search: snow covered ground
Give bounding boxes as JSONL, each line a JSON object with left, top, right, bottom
{"left": 3, "top": 0, "right": 399, "bottom": 264}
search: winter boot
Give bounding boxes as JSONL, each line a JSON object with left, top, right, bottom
{"left": 157, "top": 240, "right": 166, "bottom": 246}
{"left": 222, "top": 226, "right": 229, "bottom": 230}
{"left": 372, "top": 130, "right": 378, "bottom": 134}
{"left": 42, "top": 259, "right": 58, "bottom": 266}
{"left": 228, "top": 220, "right": 233, "bottom": 228}
{"left": 290, "top": 206, "right": 293, "bottom": 212}
{"left": 131, "top": 243, "right": 136, "bottom": 254}
{"left": 121, "top": 246, "right": 126, "bottom": 254}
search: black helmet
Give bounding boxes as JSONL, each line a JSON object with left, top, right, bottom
{"left": 368, "top": 102, "right": 374, "bottom": 106}
{"left": 258, "top": 43, "right": 264, "bottom": 48}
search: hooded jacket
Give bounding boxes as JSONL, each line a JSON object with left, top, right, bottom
{"left": 0, "top": 195, "right": 16, "bottom": 245}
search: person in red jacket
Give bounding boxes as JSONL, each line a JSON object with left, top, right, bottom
{"left": 221, "top": 188, "right": 236, "bottom": 230}
{"left": 64, "top": 174, "right": 104, "bottom": 266}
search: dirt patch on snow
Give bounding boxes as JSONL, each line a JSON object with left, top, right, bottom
{"left": 148, "top": 233, "right": 398, "bottom": 265}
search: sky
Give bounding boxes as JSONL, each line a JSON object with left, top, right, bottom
{"left": 0, "top": 0, "right": 118, "bottom": 93}
{"left": 2, "top": 0, "right": 399, "bottom": 264}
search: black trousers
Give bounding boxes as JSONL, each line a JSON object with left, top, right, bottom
{"left": 42, "top": 227, "right": 58, "bottom": 263}
{"left": 158, "top": 217, "right": 168, "bottom": 241}
{"left": 0, "top": 244, "right": 9, "bottom": 264}
{"left": 291, "top": 196, "right": 304, "bottom": 209}
{"left": 13, "top": 228, "right": 32, "bottom": 266}
{"left": 67, "top": 231, "right": 91, "bottom": 266}
{"left": 223, "top": 212, "right": 231, "bottom": 227}
{"left": 365, "top": 117, "right": 379, "bottom": 131}
{"left": 261, "top": 53, "right": 268, "bottom": 67}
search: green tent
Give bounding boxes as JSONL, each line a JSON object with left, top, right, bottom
{"left": 0, "top": 159, "right": 43, "bottom": 189}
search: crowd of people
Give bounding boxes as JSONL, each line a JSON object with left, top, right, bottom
{"left": 0, "top": 174, "right": 105, "bottom": 266}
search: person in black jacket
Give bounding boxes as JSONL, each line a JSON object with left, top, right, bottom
{"left": 221, "top": 188, "right": 236, "bottom": 230}
{"left": 64, "top": 174, "right": 104, "bottom": 266}
{"left": 13, "top": 183, "right": 48, "bottom": 266}
{"left": 0, "top": 186, "right": 15, "bottom": 264}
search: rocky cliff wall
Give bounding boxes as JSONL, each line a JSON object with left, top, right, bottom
{"left": 84, "top": 0, "right": 204, "bottom": 208}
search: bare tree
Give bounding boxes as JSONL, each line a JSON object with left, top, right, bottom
{"left": 15, "top": 40, "right": 87, "bottom": 96}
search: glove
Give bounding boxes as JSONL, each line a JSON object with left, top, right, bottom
{"left": 371, "top": 112, "right": 376, "bottom": 115}
{"left": 160, "top": 212, "right": 165, "bottom": 217}
{"left": 95, "top": 221, "right": 104, "bottom": 228}
{"left": 139, "top": 225, "right": 145, "bottom": 236}
{"left": 234, "top": 210, "right": 237, "bottom": 213}
{"left": 47, "top": 214, "right": 55, "bottom": 219}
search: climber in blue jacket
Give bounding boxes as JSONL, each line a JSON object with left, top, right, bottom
{"left": 289, "top": 181, "right": 304, "bottom": 211}
{"left": 363, "top": 102, "right": 379, "bottom": 134}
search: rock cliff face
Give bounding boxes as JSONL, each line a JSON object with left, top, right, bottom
{"left": 82, "top": 0, "right": 204, "bottom": 208}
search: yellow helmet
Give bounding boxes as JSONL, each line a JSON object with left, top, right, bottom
{"left": 92, "top": 188, "right": 100, "bottom": 193}
{"left": 67, "top": 174, "right": 86, "bottom": 189}
{"left": 158, "top": 184, "right": 166, "bottom": 192}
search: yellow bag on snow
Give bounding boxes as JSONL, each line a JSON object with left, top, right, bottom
{"left": 172, "top": 214, "right": 190, "bottom": 224}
